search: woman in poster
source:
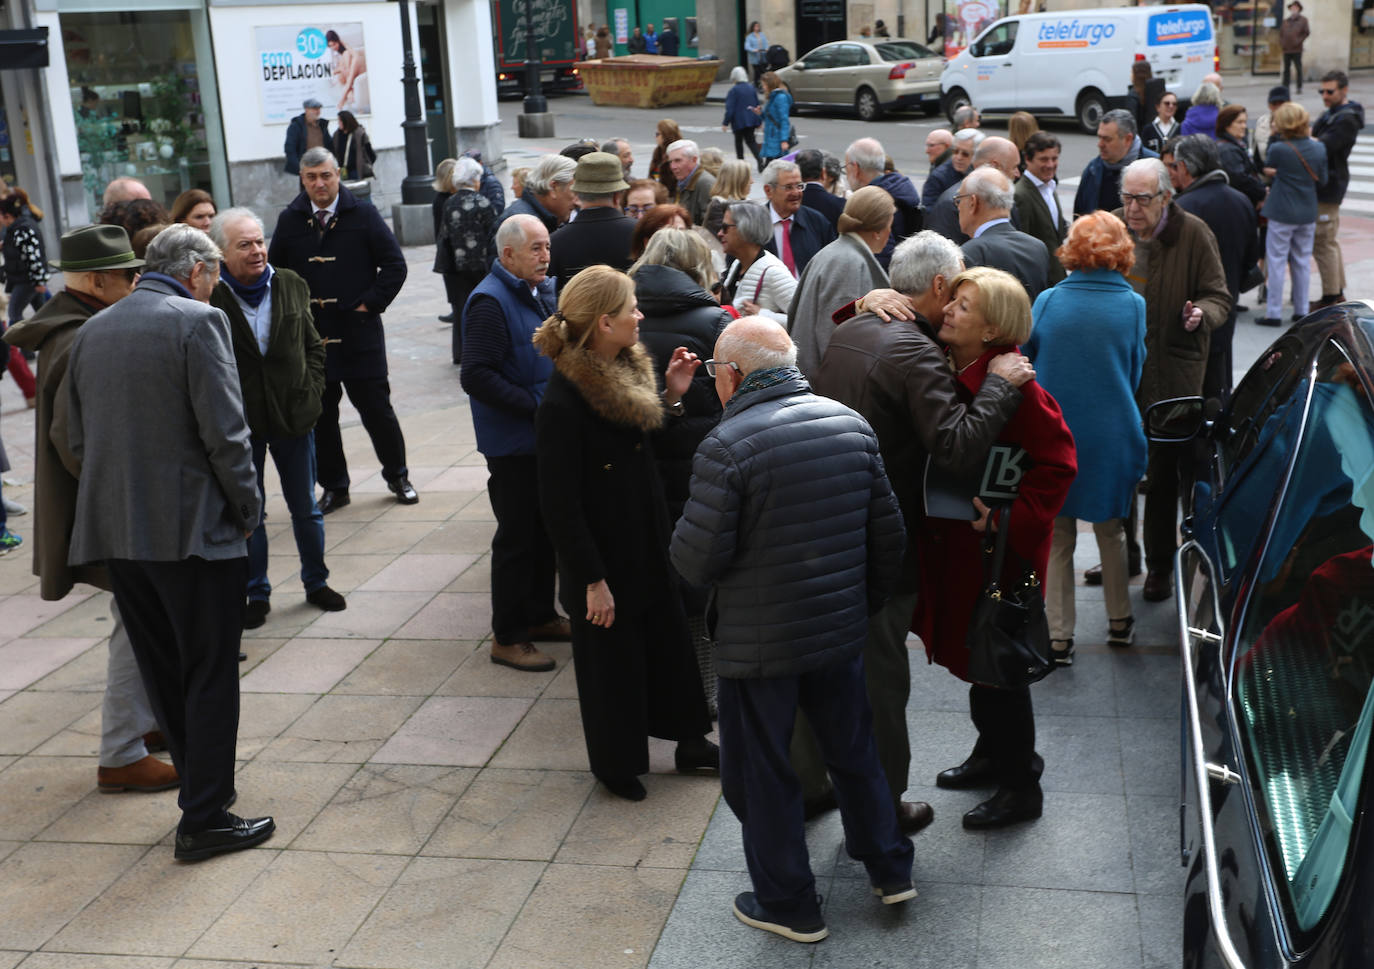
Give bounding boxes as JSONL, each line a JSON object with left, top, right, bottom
{"left": 327, "top": 29, "right": 368, "bottom": 112}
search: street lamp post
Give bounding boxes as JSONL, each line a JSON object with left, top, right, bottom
{"left": 516, "top": 0, "right": 555, "bottom": 137}
{"left": 396, "top": 0, "right": 432, "bottom": 205}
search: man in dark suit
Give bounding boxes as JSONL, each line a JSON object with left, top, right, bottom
{"left": 61, "top": 224, "right": 274, "bottom": 861}
{"left": 268, "top": 146, "right": 413, "bottom": 514}
{"left": 925, "top": 136, "right": 1022, "bottom": 244}
{"left": 761, "top": 159, "right": 835, "bottom": 279}
{"left": 548, "top": 152, "right": 636, "bottom": 291}
{"left": 957, "top": 168, "right": 1052, "bottom": 301}
{"left": 795, "top": 149, "right": 844, "bottom": 231}
{"left": 1014, "top": 132, "right": 1068, "bottom": 284}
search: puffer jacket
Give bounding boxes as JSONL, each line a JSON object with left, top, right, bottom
{"left": 669, "top": 371, "right": 906, "bottom": 679}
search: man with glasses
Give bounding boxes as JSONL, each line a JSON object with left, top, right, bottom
{"left": 1074, "top": 108, "right": 1157, "bottom": 219}
{"left": 956, "top": 168, "right": 1052, "bottom": 301}
{"left": 760, "top": 159, "right": 835, "bottom": 279}
{"left": 1115, "top": 158, "right": 1230, "bottom": 603}
{"left": 1311, "top": 70, "right": 1365, "bottom": 309}
{"left": 924, "top": 135, "right": 1022, "bottom": 245}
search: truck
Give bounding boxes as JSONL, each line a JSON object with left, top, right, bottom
{"left": 492, "top": 0, "right": 583, "bottom": 98}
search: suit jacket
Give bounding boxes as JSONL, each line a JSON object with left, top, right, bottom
{"left": 1014, "top": 176, "right": 1068, "bottom": 284}
{"left": 801, "top": 183, "right": 845, "bottom": 231}
{"left": 925, "top": 180, "right": 1024, "bottom": 246}
{"left": 675, "top": 167, "right": 716, "bottom": 226}
{"left": 548, "top": 206, "right": 636, "bottom": 291}
{"left": 61, "top": 276, "right": 259, "bottom": 566}
{"left": 763, "top": 204, "right": 836, "bottom": 278}
{"left": 960, "top": 221, "right": 1052, "bottom": 301}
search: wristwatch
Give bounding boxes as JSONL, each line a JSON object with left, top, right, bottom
{"left": 661, "top": 392, "right": 685, "bottom": 416}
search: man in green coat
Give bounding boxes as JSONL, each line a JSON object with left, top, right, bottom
{"left": 209, "top": 208, "right": 345, "bottom": 630}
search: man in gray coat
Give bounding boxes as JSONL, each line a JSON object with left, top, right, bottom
{"left": 61, "top": 224, "right": 275, "bottom": 862}
{"left": 670, "top": 317, "right": 914, "bottom": 944}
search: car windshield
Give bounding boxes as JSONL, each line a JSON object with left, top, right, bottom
{"left": 1233, "top": 340, "right": 1374, "bottom": 934}
{"left": 873, "top": 41, "right": 934, "bottom": 61}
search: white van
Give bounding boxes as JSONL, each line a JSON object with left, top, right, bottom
{"left": 939, "top": 5, "right": 1216, "bottom": 133}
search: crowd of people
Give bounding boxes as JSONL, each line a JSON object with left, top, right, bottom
{"left": 0, "top": 63, "right": 1364, "bottom": 946}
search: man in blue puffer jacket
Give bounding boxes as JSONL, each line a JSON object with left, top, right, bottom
{"left": 670, "top": 317, "right": 913, "bottom": 944}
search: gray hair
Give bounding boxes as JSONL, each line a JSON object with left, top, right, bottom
{"left": 729, "top": 65, "right": 749, "bottom": 84}
{"left": 1124, "top": 158, "right": 1173, "bottom": 200}
{"left": 889, "top": 231, "right": 964, "bottom": 297}
{"left": 600, "top": 138, "right": 628, "bottom": 155}
{"left": 496, "top": 213, "right": 544, "bottom": 252}
{"left": 963, "top": 167, "right": 1014, "bottom": 210}
{"left": 1172, "top": 134, "right": 1220, "bottom": 178}
{"left": 300, "top": 146, "right": 337, "bottom": 171}
{"left": 143, "top": 223, "right": 221, "bottom": 280}
{"left": 822, "top": 151, "right": 843, "bottom": 183}
{"left": 716, "top": 318, "right": 798, "bottom": 374}
{"left": 629, "top": 227, "right": 716, "bottom": 292}
{"left": 666, "top": 138, "right": 700, "bottom": 159}
{"left": 452, "top": 156, "right": 483, "bottom": 189}
{"left": 1101, "top": 108, "right": 1137, "bottom": 138}
{"left": 1191, "top": 82, "right": 1222, "bottom": 107}
{"left": 524, "top": 155, "right": 577, "bottom": 196}
{"left": 845, "top": 137, "right": 886, "bottom": 174}
{"left": 761, "top": 159, "right": 800, "bottom": 188}
{"left": 952, "top": 128, "right": 986, "bottom": 148}
{"left": 208, "top": 207, "right": 264, "bottom": 250}
{"left": 952, "top": 105, "right": 980, "bottom": 129}
{"left": 727, "top": 201, "right": 772, "bottom": 247}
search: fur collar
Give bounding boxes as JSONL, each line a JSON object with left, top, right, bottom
{"left": 554, "top": 342, "right": 664, "bottom": 432}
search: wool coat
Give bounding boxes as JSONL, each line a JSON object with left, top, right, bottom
{"left": 548, "top": 206, "right": 637, "bottom": 290}
{"left": 787, "top": 232, "right": 888, "bottom": 379}
{"left": 759, "top": 88, "right": 793, "bottom": 159}
{"left": 1013, "top": 175, "right": 1067, "bottom": 284}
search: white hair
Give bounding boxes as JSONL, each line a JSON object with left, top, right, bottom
{"left": 300, "top": 146, "right": 337, "bottom": 171}
{"left": 716, "top": 319, "right": 797, "bottom": 374}
{"left": 845, "top": 137, "right": 886, "bottom": 174}
{"left": 524, "top": 155, "right": 577, "bottom": 196}
{"left": 496, "top": 213, "right": 544, "bottom": 252}
{"left": 730, "top": 66, "right": 749, "bottom": 84}
{"left": 762, "top": 159, "right": 800, "bottom": 188}
{"left": 208, "top": 207, "right": 264, "bottom": 251}
{"left": 666, "top": 138, "right": 700, "bottom": 159}
{"left": 952, "top": 128, "right": 986, "bottom": 148}
{"left": 964, "top": 167, "right": 1014, "bottom": 210}
{"left": 1124, "top": 157, "right": 1173, "bottom": 200}
{"left": 143, "top": 224, "right": 221, "bottom": 281}
{"left": 451, "top": 156, "right": 483, "bottom": 189}
{"left": 889, "top": 231, "right": 964, "bottom": 296}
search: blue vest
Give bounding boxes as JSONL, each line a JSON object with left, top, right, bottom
{"left": 462, "top": 260, "right": 555, "bottom": 456}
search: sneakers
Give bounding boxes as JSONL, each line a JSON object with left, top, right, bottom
{"left": 870, "top": 880, "right": 918, "bottom": 905}
{"left": 2, "top": 496, "right": 27, "bottom": 515}
{"left": 490, "top": 641, "right": 556, "bottom": 672}
{"left": 732, "top": 892, "right": 828, "bottom": 943}
{"left": 1051, "top": 639, "right": 1075, "bottom": 666}
{"left": 1107, "top": 616, "right": 1136, "bottom": 648}
{"left": 0, "top": 528, "right": 21, "bottom": 555}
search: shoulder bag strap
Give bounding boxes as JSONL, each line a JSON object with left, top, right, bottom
{"left": 1284, "top": 137, "right": 1321, "bottom": 183}
{"left": 753, "top": 265, "right": 768, "bottom": 301}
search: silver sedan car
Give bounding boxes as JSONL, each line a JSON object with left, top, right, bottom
{"left": 775, "top": 39, "right": 944, "bottom": 122}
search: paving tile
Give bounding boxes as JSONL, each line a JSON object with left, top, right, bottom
{"left": 42, "top": 845, "right": 273, "bottom": 956}
{"left": 370, "top": 695, "right": 534, "bottom": 766}
{"left": 905, "top": 709, "right": 982, "bottom": 790}
{"left": 444, "top": 553, "right": 494, "bottom": 593}
{"left": 815, "top": 877, "right": 980, "bottom": 968}
{"left": 226, "top": 760, "right": 358, "bottom": 844}
{"left": 308, "top": 553, "right": 394, "bottom": 594}
{"left": 453, "top": 491, "right": 495, "bottom": 521}
{"left": 35, "top": 782, "right": 179, "bottom": 845}
{"left": 0, "top": 594, "right": 93, "bottom": 640}
{"left": 0, "top": 691, "right": 101, "bottom": 756}
{"left": 434, "top": 641, "right": 571, "bottom": 697}
{"left": 298, "top": 592, "right": 433, "bottom": 640}
{"left": 423, "top": 768, "right": 593, "bottom": 861}
{"left": 257, "top": 694, "right": 426, "bottom": 763}
{"left": 237, "top": 637, "right": 379, "bottom": 693}
{"left": 391, "top": 592, "right": 493, "bottom": 640}
{"left": 292, "top": 764, "right": 476, "bottom": 854}
{"left": 26, "top": 594, "right": 115, "bottom": 639}
{"left": 1138, "top": 891, "right": 1185, "bottom": 969}
{"left": 1032, "top": 651, "right": 1120, "bottom": 718}
{"left": 327, "top": 520, "right": 434, "bottom": 557}
{"left": 556, "top": 774, "right": 721, "bottom": 869}
{"left": 423, "top": 465, "right": 490, "bottom": 492}
{"left": 1119, "top": 716, "right": 1182, "bottom": 796}
{"left": 1127, "top": 794, "right": 1187, "bottom": 897}
{"left": 979, "top": 792, "right": 1133, "bottom": 894}
{"left": 0, "top": 756, "right": 98, "bottom": 840}
{"left": 232, "top": 637, "right": 288, "bottom": 676}
{"left": 233, "top": 693, "right": 318, "bottom": 760}
{"left": 487, "top": 697, "right": 588, "bottom": 771}
{"left": 407, "top": 518, "right": 497, "bottom": 555}
{"left": 335, "top": 857, "right": 544, "bottom": 969}
{"left": 906, "top": 649, "right": 973, "bottom": 713}
{"left": 27, "top": 641, "right": 111, "bottom": 693}
{"left": 0, "top": 693, "right": 12, "bottom": 707}
{"left": 29, "top": 706, "right": 103, "bottom": 757}
{"left": 357, "top": 553, "right": 479, "bottom": 592}
{"left": 0, "top": 638, "right": 103, "bottom": 693}
{"left": 1036, "top": 715, "right": 1124, "bottom": 796}
{"left": 542, "top": 661, "right": 580, "bottom": 699}
{"left": 18, "top": 956, "right": 173, "bottom": 968}
{"left": 0, "top": 953, "right": 20, "bottom": 969}
{"left": 332, "top": 639, "right": 472, "bottom": 696}
{"left": 646, "top": 868, "right": 815, "bottom": 969}
{"left": 372, "top": 489, "right": 473, "bottom": 522}
{"left": 691, "top": 796, "right": 847, "bottom": 878}
{"left": 977, "top": 885, "right": 1144, "bottom": 969}
{"left": 0, "top": 842, "right": 145, "bottom": 950}
{"left": 831, "top": 785, "right": 986, "bottom": 888}
{"left": 1112, "top": 652, "right": 1181, "bottom": 719}
{"left": 169, "top": 962, "right": 312, "bottom": 969}
{"left": 185, "top": 851, "right": 408, "bottom": 965}
{"left": 485, "top": 863, "right": 684, "bottom": 969}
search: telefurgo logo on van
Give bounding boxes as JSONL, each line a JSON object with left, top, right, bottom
{"left": 1035, "top": 19, "right": 1116, "bottom": 49}
{"left": 1148, "top": 10, "right": 1210, "bottom": 45}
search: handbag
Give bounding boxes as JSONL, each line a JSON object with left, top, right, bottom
{"left": 965, "top": 504, "right": 1056, "bottom": 689}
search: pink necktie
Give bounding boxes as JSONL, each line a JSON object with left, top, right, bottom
{"left": 780, "top": 217, "right": 797, "bottom": 277}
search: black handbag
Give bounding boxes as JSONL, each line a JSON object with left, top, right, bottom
{"left": 965, "top": 504, "right": 1056, "bottom": 689}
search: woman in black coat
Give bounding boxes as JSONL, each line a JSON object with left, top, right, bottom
{"left": 1216, "top": 104, "right": 1268, "bottom": 208}
{"left": 331, "top": 111, "right": 375, "bottom": 180}
{"left": 437, "top": 157, "right": 498, "bottom": 364}
{"left": 533, "top": 265, "right": 717, "bottom": 802}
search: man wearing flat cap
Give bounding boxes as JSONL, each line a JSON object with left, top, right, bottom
{"left": 547, "top": 151, "right": 637, "bottom": 291}
{"left": 1280, "top": 3, "right": 1309, "bottom": 94}
{"left": 284, "top": 98, "right": 331, "bottom": 177}
{"left": 4, "top": 225, "right": 181, "bottom": 798}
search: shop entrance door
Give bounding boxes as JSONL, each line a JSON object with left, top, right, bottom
{"left": 418, "top": 2, "right": 453, "bottom": 167}
{"left": 796, "top": 0, "right": 846, "bottom": 59}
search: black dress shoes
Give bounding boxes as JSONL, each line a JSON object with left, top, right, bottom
{"left": 306, "top": 585, "right": 347, "bottom": 611}
{"left": 318, "top": 489, "right": 350, "bottom": 515}
{"left": 174, "top": 813, "right": 276, "bottom": 861}
{"left": 896, "top": 800, "right": 935, "bottom": 833}
{"left": 803, "top": 790, "right": 838, "bottom": 820}
{"left": 962, "top": 787, "right": 1043, "bottom": 830}
{"left": 242, "top": 599, "right": 270, "bottom": 630}
{"left": 388, "top": 477, "right": 419, "bottom": 504}
{"left": 1142, "top": 570, "right": 1174, "bottom": 602}
{"left": 599, "top": 775, "right": 647, "bottom": 801}
{"left": 936, "top": 755, "right": 1000, "bottom": 790}
{"left": 674, "top": 737, "right": 720, "bottom": 774}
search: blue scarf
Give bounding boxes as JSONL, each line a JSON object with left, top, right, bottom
{"left": 221, "top": 263, "right": 273, "bottom": 308}
{"left": 138, "top": 272, "right": 192, "bottom": 300}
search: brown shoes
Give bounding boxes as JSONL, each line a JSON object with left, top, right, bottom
{"left": 1142, "top": 571, "right": 1174, "bottom": 602}
{"left": 491, "top": 641, "right": 556, "bottom": 672}
{"left": 98, "top": 755, "right": 180, "bottom": 793}
{"left": 143, "top": 730, "right": 167, "bottom": 752}
{"left": 528, "top": 616, "right": 573, "bottom": 641}
{"left": 896, "top": 800, "right": 935, "bottom": 834}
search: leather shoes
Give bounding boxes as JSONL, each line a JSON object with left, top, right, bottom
{"left": 143, "top": 730, "right": 167, "bottom": 752}
{"left": 674, "top": 737, "right": 720, "bottom": 773}
{"left": 174, "top": 813, "right": 276, "bottom": 861}
{"left": 490, "top": 641, "right": 556, "bottom": 672}
{"left": 896, "top": 800, "right": 934, "bottom": 834}
{"left": 306, "top": 585, "right": 347, "bottom": 611}
{"left": 1084, "top": 557, "right": 1142, "bottom": 585}
{"left": 528, "top": 616, "right": 573, "bottom": 641}
{"left": 318, "top": 489, "right": 350, "bottom": 515}
{"left": 936, "top": 755, "right": 1000, "bottom": 790}
{"left": 803, "top": 790, "right": 838, "bottom": 821}
{"left": 1142, "top": 570, "right": 1173, "bottom": 602}
{"left": 98, "top": 755, "right": 180, "bottom": 793}
{"left": 962, "top": 787, "right": 1043, "bottom": 829}
{"left": 242, "top": 599, "right": 270, "bottom": 630}
{"left": 388, "top": 477, "right": 419, "bottom": 504}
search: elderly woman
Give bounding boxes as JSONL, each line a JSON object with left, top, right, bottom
{"left": 756, "top": 72, "right": 793, "bottom": 170}
{"left": 913, "top": 266, "right": 1076, "bottom": 830}
{"left": 1259, "top": 102, "right": 1327, "bottom": 327}
{"left": 533, "top": 265, "right": 718, "bottom": 801}
{"left": 1215, "top": 104, "right": 1267, "bottom": 207}
{"left": 437, "top": 156, "right": 499, "bottom": 364}
{"left": 1179, "top": 81, "right": 1221, "bottom": 138}
{"left": 1023, "top": 213, "right": 1145, "bottom": 664}
{"left": 170, "top": 189, "right": 216, "bottom": 231}
{"left": 787, "top": 185, "right": 894, "bottom": 378}
{"left": 718, "top": 201, "right": 795, "bottom": 322}
{"left": 722, "top": 66, "right": 763, "bottom": 168}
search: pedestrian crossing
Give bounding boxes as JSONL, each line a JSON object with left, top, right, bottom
{"left": 1335, "top": 141, "right": 1374, "bottom": 216}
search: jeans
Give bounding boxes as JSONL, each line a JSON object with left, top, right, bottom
{"left": 247, "top": 432, "right": 328, "bottom": 601}
{"left": 1265, "top": 219, "right": 1316, "bottom": 319}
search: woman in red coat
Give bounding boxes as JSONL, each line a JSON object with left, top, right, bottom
{"left": 912, "top": 266, "right": 1076, "bottom": 830}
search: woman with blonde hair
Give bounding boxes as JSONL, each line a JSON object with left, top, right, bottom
{"left": 1258, "top": 101, "right": 1327, "bottom": 326}
{"left": 533, "top": 265, "right": 718, "bottom": 802}
{"left": 786, "top": 185, "right": 894, "bottom": 377}
{"left": 1007, "top": 111, "right": 1039, "bottom": 161}
{"left": 1024, "top": 212, "right": 1146, "bottom": 664}
{"left": 704, "top": 159, "right": 753, "bottom": 236}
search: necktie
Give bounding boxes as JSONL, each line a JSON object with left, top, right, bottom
{"left": 780, "top": 217, "right": 796, "bottom": 277}
{"left": 315, "top": 210, "right": 330, "bottom": 233}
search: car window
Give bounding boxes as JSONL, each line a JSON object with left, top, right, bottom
{"left": 1233, "top": 340, "right": 1374, "bottom": 936}
{"left": 800, "top": 46, "right": 836, "bottom": 69}
{"left": 1221, "top": 333, "right": 1310, "bottom": 479}
{"left": 874, "top": 41, "right": 935, "bottom": 61}
{"left": 972, "top": 22, "right": 1017, "bottom": 57}
{"left": 836, "top": 44, "right": 869, "bottom": 67}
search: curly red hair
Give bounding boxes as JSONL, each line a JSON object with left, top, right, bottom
{"left": 1058, "top": 211, "right": 1135, "bottom": 274}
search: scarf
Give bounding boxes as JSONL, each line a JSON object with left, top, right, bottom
{"left": 1103, "top": 135, "right": 1144, "bottom": 174}
{"left": 221, "top": 263, "right": 273, "bottom": 308}
{"left": 736, "top": 365, "right": 800, "bottom": 398}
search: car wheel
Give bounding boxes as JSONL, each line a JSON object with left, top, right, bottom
{"left": 1076, "top": 88, "right": 1107, "bottom": 135}
{"left": 943, "top": 87, "right": 970, "bottom": 123}
{"left": 856, "top": 87, "right": 883, "bottom": 122}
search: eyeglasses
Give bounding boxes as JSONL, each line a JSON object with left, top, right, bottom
{"left": 775, "top": 182, "right": 804, "bottom": 194}
{"left": 624, "top": 204, "right": 651, "bottom": 216}
{"left": 718, "top": 221, "right": 736, "bottom": 233}
{"left": 1320, "top": 88, "right": 1339, "bottom": 95}
{"left": 952, "top": 193, "right": 972, "bottom": 207}
{"left": 703, "top": 359, "right": 741, "bottom": 378}
{"left": 1120, "top": 191, "right": 1163, "bottom": 207}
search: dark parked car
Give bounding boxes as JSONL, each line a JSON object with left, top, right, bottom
{"left": 1146, "top": 304, "right": 1374, "bottom": 969}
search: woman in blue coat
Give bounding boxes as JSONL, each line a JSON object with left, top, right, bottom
{"left": 721, "top": 66, "right": 762, "bottom": 168}
{"left": 756, "top": 72, "right": 793, "bottom": 170}
{"left": 1024, "top": 212, "right": 1146, "bottom": 665}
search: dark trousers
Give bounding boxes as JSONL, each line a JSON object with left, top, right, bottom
{"left": 107, "top": 557, "right": 245, "bottom": 832}
{"left": 968, "top": 683, "right": 1041, "bottom": 790}
{"left": 1204, "top": 311, "right": 1237, "bottom": 401}
{"left": 732, "top": 127, "right": 762, "bottom": 165}
{"left": 247, "top": 433, "right": 328, "bottom": 601}
{"left": 486, "top": 454, "right": 558, "bottom": 645}
{"left": 445, "top": 270, "right": 485, "bottom": 365}
{"left": 1282, "top": 52, "right": 1303, "bottom": 91}
{"left": 1143, "top": 441, "right": 1192, "bottom": 574}
{"left": 315, "top": 377, "right": 408, "bottom": 491}
{"left": 718, "top": 652, "right": 914, "bottom": 918}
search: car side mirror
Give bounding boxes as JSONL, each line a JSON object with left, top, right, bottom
{"left": 793, "top": 62, "right": 806, "bottom": 70}
{"left": 1146, "top": 396, "right": 1206, "bottom": 443}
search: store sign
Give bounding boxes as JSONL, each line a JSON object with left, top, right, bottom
{"left": 492, "top": 0, "right": 578, "bottom": 69}
{"left": 256, "top": 22, "right": 370, "bottom": 124}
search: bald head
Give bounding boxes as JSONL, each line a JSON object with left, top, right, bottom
{"left": 1203, "top": 72, "right": 1222, "bottom": 91}
{"left": 712, "top": 317, "right": 798, "bottom": 404}
{"left": 971, "top": 136, "right": 1021, "bottom": 180}
{"left": 102, "top": 177, "right": 151, "bottom": 206}
{"left": 925, "top": 128, "right": 953, "bottom": 165}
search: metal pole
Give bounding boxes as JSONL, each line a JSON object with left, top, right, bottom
{"left": 522, "top": 0, "right": 547, "bottom": 114}
{"left": 397, "top": 0, "right": 433, "bottom": 204}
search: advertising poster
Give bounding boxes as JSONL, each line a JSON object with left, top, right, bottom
{"left": 942, "top": 0, "right": 1003, "bottom": 57}
{"left": 257, "top": 22, "right": 369, "bottom": 123}
{"left": 493, "top": 0, "right": 578, "bottom": 69}
{"left": 614, "top": 7, "right": 629, "bottom": 44}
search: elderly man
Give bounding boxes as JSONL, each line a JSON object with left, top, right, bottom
{"left": 548, "top": 152, "right": 635, "bottom": 289}
{"left": 797, "top": 231, "right": 1032, "bottom": 830}
{"left": 269, "top": 147, "right": 413, "bottom": 514}
{"left": 670, "top": 317, "right": 914, "bottom": 944}
{"left": 667, "top": 139, "right": 716, "bottom": 225}
{"left": 1311, "top": 70, "right": 1365, "bottom": 308}
{"left": 209, "top": 208, "right": 345, "bottom": 630}
{"left": 924, "top": 135, "right": 1021, "bottom": 244}
{"left": 497, "top": 154, "right": 578, "bottom": 234}
{"left": 4, "top": 224, "right": 180, "bottom": 796}
{"left": 284, "top": 98, "right": 330, "bottom": 177}
{"left": 460, "top": 214, "right": 570, "bottom": 673}
{"left": 925, "top": 129, "right": 954, "bottom": 171}
{"left": 844, "top": 137, "right": 921, "bottom": 267}
{"left": 62, "top": 224, "right": 273, "bottom": 861}
{"left": 760, "top": 160, "right": 835, "bottom": 279}
{"left": 958, "top": 168, "right": 1052, "bottom": 301}
{"left": 1074, "top": 109, "right": 1157, "bottom": 218}
{"left": 1116, "top": 158, "right": 1230, "bottom": 601}
{"left": 795, "top": 148, "right": 844, "bottom": 230}
{"left": 953, "top": 105, "right": 981, "bottom": 130}
{"left": 600, "top": 138, "right": 635, "bottom": 180}
{"left": 921, "top": 127, "right": 984, "bottom": 208}
{"left": 1015, "top": 132, "right": 1068, "bottom": 284}
{"left": 101, "top": 177, "right": 151, "bottom": 206}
